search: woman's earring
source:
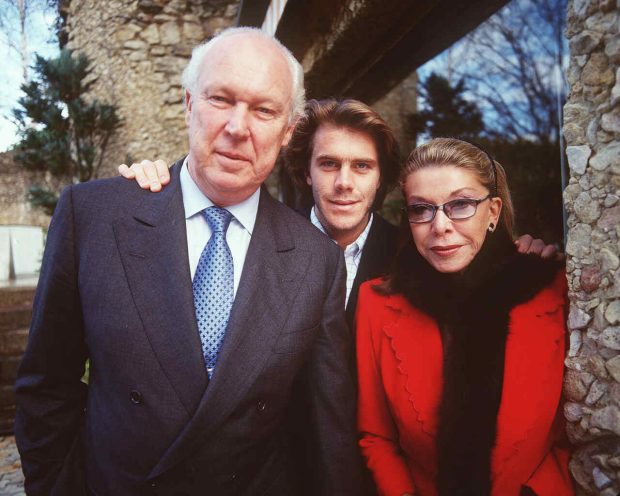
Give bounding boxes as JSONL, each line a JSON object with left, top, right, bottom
{"left": 488, "top": 223, "right": 495, "bottom": 232}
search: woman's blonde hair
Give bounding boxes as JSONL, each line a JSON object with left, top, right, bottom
{"left": 403, "top": 138, "right": 514, "bottom": 235}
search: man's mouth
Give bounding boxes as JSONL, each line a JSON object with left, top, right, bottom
{"left": 329, "top": 199, "right": 359, "bottom": 207}
{"left": 216, "top": 150, "right": 250, "bottom": 162}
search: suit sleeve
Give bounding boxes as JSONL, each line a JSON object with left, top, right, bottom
{"left": 14, "top": 185, "right": 88, "bottom": 496}
{"left": 305, "top": 249, "right": 362, "bottom": 495}
{"left": 356, "top": 284, "right": 416, "bottom": 496}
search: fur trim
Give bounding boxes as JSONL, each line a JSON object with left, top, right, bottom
{"left": 392, "top": 232, "right": 561, "bottom": 496}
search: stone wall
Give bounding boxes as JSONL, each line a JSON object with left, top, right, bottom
{"left": 0, "top": 152, "right": 52, "bottom": 229}
{"left": 563, "top": 1, "right": 620, "bottom": 494}
{"left": 62, "top": 0, "right": 240, "bottom": 175}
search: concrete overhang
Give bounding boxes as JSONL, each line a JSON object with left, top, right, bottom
{"left": 238, "top": 0, "right": 510, "bottom": 103}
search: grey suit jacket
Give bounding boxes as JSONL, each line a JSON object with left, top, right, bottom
{"left": 15, "top": 160, "right": 361, "bottom": 495}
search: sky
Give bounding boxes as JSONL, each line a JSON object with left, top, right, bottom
{"left": 0, "top": 2, "right": 58, "bottom": 152}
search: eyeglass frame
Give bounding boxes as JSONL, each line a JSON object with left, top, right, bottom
{"left": 403, "top": 194, "right": 494, "bottom": 224}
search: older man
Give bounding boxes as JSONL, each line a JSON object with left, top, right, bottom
{"left": 15, "top": 28, "right": 361, "bottom": 496}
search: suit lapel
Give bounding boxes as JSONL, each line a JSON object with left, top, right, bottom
{"left": 113, "top": 160, "right": 207, "bottom": 416}
{"left": 149, "top": 189, "right": 310, "bottom": 479}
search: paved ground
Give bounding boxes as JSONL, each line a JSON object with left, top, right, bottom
{"left": 0, "top": 436, "right": 24, "bottom": 496}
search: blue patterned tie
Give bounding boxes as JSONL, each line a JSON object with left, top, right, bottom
{"left": 193, "top": 206, "right": 234, "bottom": 378}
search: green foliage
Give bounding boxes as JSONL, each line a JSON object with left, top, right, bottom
{"left": 409, "top": 73, "right": 484, "bottom": 141}
{"left": 13, "top": 49, "right": 120, "bottom": 212}
{"left": 28, "top": 185, "right": 59, "bottom": 215}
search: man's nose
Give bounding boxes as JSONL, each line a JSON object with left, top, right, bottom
{"left": 225, "top": 105, "right": 250, "bottom": 139}
{"left": 334, "top": 166, "right": 353, "bottom": 190}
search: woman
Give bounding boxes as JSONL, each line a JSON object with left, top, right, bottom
{"left": 356, "top": 138, "right": 573, "bottom": 496}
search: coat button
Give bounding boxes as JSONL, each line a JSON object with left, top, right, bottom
{"left": 256, "top": 400, "right": 266, "bottom": 412}
{"left": 130, "top": 390, "right": 143, "bottom": 404}
{"left": 230, "top": 473, "right": 237, "bottom": 481}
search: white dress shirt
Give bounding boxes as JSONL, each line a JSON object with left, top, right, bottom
{"left": 310, "top": 206, "right": 373, "bottom": 306}
{"left": 180, "top": 159, "right": 259, "bottom": 296}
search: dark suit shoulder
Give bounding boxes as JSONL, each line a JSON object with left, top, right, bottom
{"left": 69, "top": 174, "right": 157, "bottom": 208}
{"left": 64, "top": 160, "right": 185, "bottom": 226}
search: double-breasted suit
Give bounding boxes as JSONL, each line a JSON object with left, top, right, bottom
{"left": 15, "top": 160, "right": 361, "bottom": 495}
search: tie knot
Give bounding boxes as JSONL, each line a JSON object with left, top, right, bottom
{"left": 203, "top": 206, "right": 233, "bottom": 233}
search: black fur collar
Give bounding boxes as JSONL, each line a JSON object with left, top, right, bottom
{"left": 391, "top": 231, "right": 560, "bottom": 496}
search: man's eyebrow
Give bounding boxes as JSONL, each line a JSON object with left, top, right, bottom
{"left": 314, "top": 154, "right": 378, "bottom": 163}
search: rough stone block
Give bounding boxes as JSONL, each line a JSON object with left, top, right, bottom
{"left": 566, "top": 224, "right": 593, "bottom": 257}
{"left": 115, "top": 23, "right": 141, "bottom": 42}
{"left": 591, "top": 405, "right": 620, "bottom": 436}
{"left": 601, "top": 248, "right": 620, "bottom": 272}
{"left": 140, "top": 23, "right": 160, "bottom": 44}
{"left": 123, "top": 39, "right": 149, "bottom": 50}
{"left": 601, "top": 108, "right": 620, "bottom": 134}
{"left": 570, "top": 30, "right": 603, "bottom": 54}
{"left": 604, "top": 301, "right": 620, "bottom": 324}
{"left": 586, "top": 380, "right": 608, "bottom": 405}
{"left": 160, "top": 21, "right": 181, "bottom": 45}
{"left": 565, "top": 401, "right": 584, "bottom": 422}
{"left": 597, "top": 206, "right": 620, "bottom": 231}
{"left": 570, "top": 329, "right": 583, "bottom": 356}
{"left": 183, "top": 22, "right": 203, "bottom": 41}
{"left": 600, "top": 327, "right": 620, "bottom": 350}
{"left": 566, "top": 145, "right": 592, "bottom": 174}
{"left": 565, "top": 369, "right": 594, "bottom": 401}
{"left": 582, "top": 53, "right": 615, "bottom": 86}
{"left": 581, "top": 264, "right": 603, "bottom": 292}
{"left": 575, "top": 191, "right": 602, "bottom": 223}
{"left": 606, "top": 354, "right": 620, "bottom": 382}
{"left": 569, "top": 306, "right": 593, "bottom": 329}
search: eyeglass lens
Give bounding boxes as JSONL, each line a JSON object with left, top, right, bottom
{"left": 407, "top": 199, "right": 479, "bottom": 223}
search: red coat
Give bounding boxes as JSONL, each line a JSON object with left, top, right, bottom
{"left": 356, "top": 273, "right": 573, "bottom": 496}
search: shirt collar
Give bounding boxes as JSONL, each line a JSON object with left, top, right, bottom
{"left": 180, "top": 157, "right": 259, "bottom": 235}
{"left": 310, "top": 205, "right": 374, "bottom": 253}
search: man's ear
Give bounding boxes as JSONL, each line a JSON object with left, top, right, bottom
{"left": 184, "top": 89, "right": 192, "bottom": 125}
{"left": 305, "top": 169, "right": 312, "bottom": 187}
{"left": 281, "top": 116, "right": 298, "bottom": 148}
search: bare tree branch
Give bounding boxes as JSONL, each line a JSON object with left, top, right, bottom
{"left": 442, "top": 0, "right": 568, "bottom": 143}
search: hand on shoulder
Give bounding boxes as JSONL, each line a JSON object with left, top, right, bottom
{"left": 118, "top": 159, "right": 170, "bottom": 192}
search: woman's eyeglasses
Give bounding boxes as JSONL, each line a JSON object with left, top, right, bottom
{"left": 404, "top": 195, "right": 492, "bottom": 224}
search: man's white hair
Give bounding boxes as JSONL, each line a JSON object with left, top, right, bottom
{"left": 181, "top": 26, "right": 305, "bottom": 123}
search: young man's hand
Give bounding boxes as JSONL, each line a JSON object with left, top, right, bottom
{"left": 118, "top": 159, "right": 170, "bottom": 192}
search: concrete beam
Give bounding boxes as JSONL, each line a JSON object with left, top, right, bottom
{"left": 270, "top": 0, "right": 510, "bottom": 103}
